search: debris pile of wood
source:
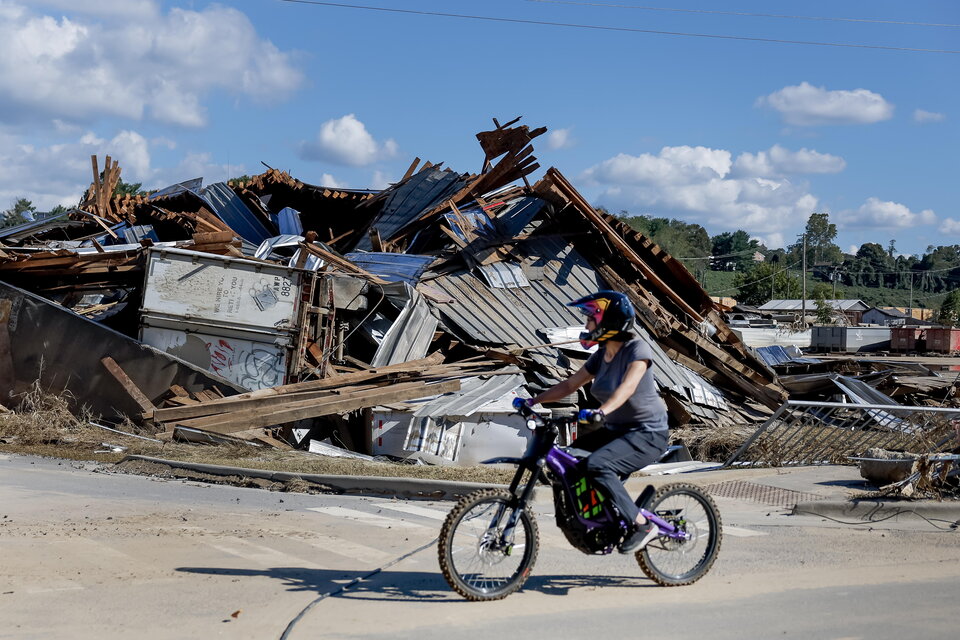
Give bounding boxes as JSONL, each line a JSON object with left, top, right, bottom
{"left": 4, "top": 117, "right": 952, "bottom": 465}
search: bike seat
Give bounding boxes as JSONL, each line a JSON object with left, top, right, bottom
{"left": 561, "top": 447, "right": 592, "bottom": 460}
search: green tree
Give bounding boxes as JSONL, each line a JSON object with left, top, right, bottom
{"left": 811, "top": 283, "right": 834, "bottom": 324}
{"left": 620, "top": 214, "right": 711, "bottom": 264}
{"left": 710, "top": 230, "right": 763, "bottom": 271}
{"left": 789, "top": 212, "right": 843, "bottom": 266}
{"left": 1, "top": 197, "right": 35, "bottom": 228}
{"left": 734, "top": 261, "right": 802, "bottom": 306}
{"left": 937, "top": 290, "right": 960, "bottom": 327}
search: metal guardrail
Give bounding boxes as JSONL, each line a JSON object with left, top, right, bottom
{"left": 723, "top": 400, "right": 960, "bottom": 467}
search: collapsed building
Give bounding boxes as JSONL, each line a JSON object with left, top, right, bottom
{"left": 1, "top": 119, "right": 956, "bottom": 472}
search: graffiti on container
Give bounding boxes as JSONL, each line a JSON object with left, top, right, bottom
{"left": 207, "top": 338, "right": 284, "bottom": 389}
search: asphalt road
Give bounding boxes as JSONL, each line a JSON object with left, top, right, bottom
{"left": 1, "top": 453, "right": 957, "bottom": 640}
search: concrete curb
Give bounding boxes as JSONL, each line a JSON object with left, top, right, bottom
{"left": 117, "top": 455, "right": 505, "bottom": 501}
{"left": 793, "top": 499, "right": 960, "bottom": 525}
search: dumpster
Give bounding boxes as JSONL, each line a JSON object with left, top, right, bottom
{"left": 925, "top": 327, "right": 960, "bottom": 354}
{"left": 890, "top": 327, "right": 924, "bottom": 353}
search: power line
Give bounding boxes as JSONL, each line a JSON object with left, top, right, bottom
{"left": 525, "top": 0, "right": 960, "bottom": 29}
{"left": 713, "top": 260, "right": 801, "bottom": 295}
{"left": 277, "top": 1, "right": 960, "bottom": 54}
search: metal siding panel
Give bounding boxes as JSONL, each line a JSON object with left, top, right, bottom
{"left": 197, "top": 182, "right": 274, "bottom": 244}
{"left": 346, "top": 252, "right": 435, "bottom": 284}
{"left": 355, "top": 169, "right": 468, "bottom": 250}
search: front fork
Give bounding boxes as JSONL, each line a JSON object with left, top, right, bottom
{"left": 487, "top": 459, "right": 543, "bottom": 551}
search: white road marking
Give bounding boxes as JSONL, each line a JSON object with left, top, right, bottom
{"left": 208, "top": 537, "right": 322, "bottom": 568}
{"left": 306, "top": 506, "right": 430, "bottom": 529}
{"left": 722, "top": 525, "right": 767, "bottom": 537}
{"left": 379, "top": 503, "right": 450, "bottom": 521}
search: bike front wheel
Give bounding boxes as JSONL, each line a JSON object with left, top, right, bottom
{"left": 438, "top": 489, "right": 539, "bottom": 601}
{"left": 637, "top": 483, "right": 722, "bottom": 586}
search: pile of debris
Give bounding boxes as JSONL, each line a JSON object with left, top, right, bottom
{"left": 1, "top": 118, "right": 955, "bottom": 468}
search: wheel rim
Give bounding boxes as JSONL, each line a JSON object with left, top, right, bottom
{"left": 644, "top": 491, "right": 716, "bottom": 580}
{"left": 448, "top": 498, "right": 530, "bottom": 594}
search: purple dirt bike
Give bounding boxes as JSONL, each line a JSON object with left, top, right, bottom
{"left": 438, "top": 403, "right": 722, "bottom": 601}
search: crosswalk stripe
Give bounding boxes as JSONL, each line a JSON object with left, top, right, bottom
{"left": 208, "top": 537, "right": 323, "bottom": 568}
{"left": 722, "top": 525, "right": 767, "bottom": 537}
{"left": 306, "top": 506, "right": 430, "bottom": 529}
{"left": 379, "top": 503, "right": 449, "bottom": 520}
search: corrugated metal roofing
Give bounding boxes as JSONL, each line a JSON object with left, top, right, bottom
{"left": 477, "top": 261, "right": 530, "bottom": 289}
{"left": 354, "top": 168, "right": 470, "bottom": 250}
{"left": 427, "top": 237, "right": 602, "bottom": 347}
{"left": 409, "top": 372, "right": 526, "bottom": 418}
{"left": 759, "top": 299, "right": 869, "bottom": 312}
{"left": 755, "top": 345, "right": 821, "bottom": 367}
{"left": 196, "top": 182, "right": 275, "bottom": 245}
{"left": 494, "top": 197, "right": 548, "bottom": 237}
{"left": 422, "top": 236, "right": 729, "bottom": 412}
{"left": 371, "top": 284, "right": 438, "bottom": 366}
{"left": 149, "top": 177, "right": 204, "bottom": 201}
{"left": 345, "top": 252, "right": 436, "bottom": 285}
{"left": 0, "top": 215, "right": 83, "bottom": 242}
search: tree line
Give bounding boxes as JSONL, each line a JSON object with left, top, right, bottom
{"left": 609, "top": 209, "right": 960, "bottom": 326}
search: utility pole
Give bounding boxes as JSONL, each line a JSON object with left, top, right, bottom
{"left": 909, "top": 272, "right": 913, "bottom": 319}
{"left": 801, "top": 234, "right": 807, "bottom": 326}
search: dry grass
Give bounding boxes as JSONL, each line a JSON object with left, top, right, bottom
{"left": 0, "top": 381, "right": 100, "bottom": 445}
{"left": 671, "top": 422, "right": 758, "bottom": 462}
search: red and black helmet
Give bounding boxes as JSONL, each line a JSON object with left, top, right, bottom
{"left": 567, "top": 290, "right": 635, "bottom": 348}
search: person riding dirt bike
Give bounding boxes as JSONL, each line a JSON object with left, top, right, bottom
{"left": 519, "top": 290, "right": 668, "bottom": 553}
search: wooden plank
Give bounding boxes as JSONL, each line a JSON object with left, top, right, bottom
{"left": 100, "top": 357, "right": 155, "bottom": 413}
{"left": 146, "top": 354, "right": 448, "bottom": 422}
{"left": 173, "top": 380, "right": 461, "bottom": 435}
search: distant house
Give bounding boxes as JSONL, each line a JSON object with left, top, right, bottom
{"left": 758, "top": 299, "right": 870, "bottom": 325}
{"left": 861, "top": 306, "right": 911, "bottom": 327}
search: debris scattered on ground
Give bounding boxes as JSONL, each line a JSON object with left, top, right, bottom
{"left": 1, "top": 118, "right": 957, "bottom": 473}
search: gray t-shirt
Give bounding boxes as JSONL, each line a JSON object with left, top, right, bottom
{"left": 584, "top": 339, "right": 668, "bottom": 430}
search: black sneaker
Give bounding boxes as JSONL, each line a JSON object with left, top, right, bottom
{"left": 618, "top": 520, "right": 659, "bottom": 554}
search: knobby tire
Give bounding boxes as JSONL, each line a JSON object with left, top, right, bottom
{"left": 438, "top": 489, "right": 539, "bottom": 601}
{"left": 637, "top": 483, "right": 722, "bottom": 586}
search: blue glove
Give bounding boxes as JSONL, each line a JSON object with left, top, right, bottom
{"left": 577, "top": 408, "right": 605, "bottom": 424}
{"left": 512, "top": 397, "right": 532, "bottom": 411}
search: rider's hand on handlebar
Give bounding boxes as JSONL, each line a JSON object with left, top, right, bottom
{"left": 577, "top": 408, "right": 605, "bottom": 424}
{"left": 512, "top": 397, "right": 534, "bottom": 412}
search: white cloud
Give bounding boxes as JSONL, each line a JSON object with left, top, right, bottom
{"left": 583, "top": 145, "right": 820, "bottom": 243}
{"left": 27, "top": 1, "right": 158, "bottom": 20}
{"left": 840, "top": 197, "right": 936, "bottom": 229}
{"left": 732, "top": 145, "right": 845, "bottom": 178}
{"left": 0, "top": 2, "right": 303, "bottom": 127}
{"left": 0, "top": 128, "right": 154, "bottom": 210}
{"left": 583, "top": 146, "right": 731, "bottom": 186}
{"left": 756, "top": 82, "right": 894, "bottom": 126}
{"left": 938, "top": 218, "right": 960, "bottom": 235}
{"left": 320, "top": 173, "right": 343, "bottom": 189}
{"left": 370, "top": 170, "right": 394, "bottom": 190}
{"left": 913, "top": 109, "right": 945, "bottom": 124}
{"left": 299, "top": 114, "right": 399, "bottom": 167}
{"left": 547, "top": 128, "right": 574, "bottom": 150}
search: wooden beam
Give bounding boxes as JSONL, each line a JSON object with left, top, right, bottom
{"left": 172, "top": 379, "right": 461, "bottom": 434}
{"left": 101, "top": 357, "right": 155, "bottom": 413}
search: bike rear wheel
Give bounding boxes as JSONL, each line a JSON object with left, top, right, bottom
{"left": 637, "top": 483, "right": 721, "bottom": 586}
{"left": 438, "top": 489, "right": 539, "bottom": 601}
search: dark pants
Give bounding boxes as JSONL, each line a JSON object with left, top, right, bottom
{"left": 572, "top": 425, "right": 668, "bottom": 523}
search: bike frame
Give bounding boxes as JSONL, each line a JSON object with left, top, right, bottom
{"left": 487, "top": 406, "right": 689, "bottom": 551}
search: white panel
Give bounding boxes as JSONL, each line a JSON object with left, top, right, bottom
{"left": 140, "top": 327, "right": 287, "bottom": 390}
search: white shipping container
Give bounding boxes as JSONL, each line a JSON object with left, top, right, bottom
{"left": 141, "top": 326, "right": 288, "bottom": 390}
{"left": 141, "top": 248, "right": 302, "bottom": 331}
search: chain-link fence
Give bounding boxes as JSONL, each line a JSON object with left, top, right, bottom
{"left": 723, "top": 400, "right": 960, "bottom": 467}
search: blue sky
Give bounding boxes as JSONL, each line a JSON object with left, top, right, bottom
{"left": 1, "top": 0, "right": 956, "bottom": 257}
